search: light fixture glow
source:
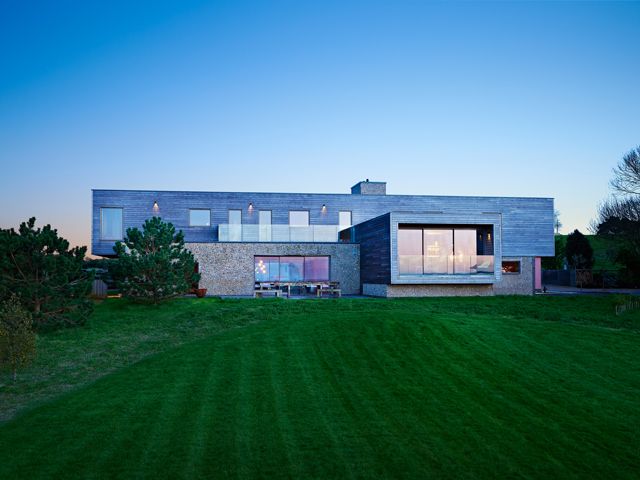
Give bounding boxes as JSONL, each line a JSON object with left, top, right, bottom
{"left": 321, "top": 204, "right": 327, "bottom": 212}
{"left": 248, "top": 202, "right": 253, "bottom": 211}
{"left": 153, "top": 200, "right": 159, "bottom": 212}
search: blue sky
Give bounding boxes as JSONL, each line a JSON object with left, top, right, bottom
{"left": 1, "top": 1, "right": 639, "bottom": 250}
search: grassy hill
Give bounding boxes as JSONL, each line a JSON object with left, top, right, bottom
{"left": 1, "top": 297, "right": 639, "bottom": 478}
{"left": 552, "top": 233, "right": 623, "bottom": 270}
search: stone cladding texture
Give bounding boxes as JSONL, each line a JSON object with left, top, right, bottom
{"left": 493, "top": 257, "right": 534, "bottom": 295}
{"left": 187, "top": 243, "right": 360, "bottom": 296}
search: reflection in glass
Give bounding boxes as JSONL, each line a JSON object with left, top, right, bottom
{"left": 398, "top": 229, "right": 423, "bottom": 275}
{"left": 101, "top": 208, "right": 123, "bottom": 240}
{"left": 424, "top": 229, "right": 453, "bottom": 274}
{"left": 398, "top": 226, "right": 494, "bottom": 276}
{"left": 304, "top": 256, "right": 329, "bottom": 280}
{"left": 453, "top": 229, "right": 476, "bottom": 274}
{"left": 279, "top": 256, "right": 304, "bottom": 281}
{"left": 254, "top": 256, "right": 330, "bottom": 282}
{"left": 189, "top": 209, "right": 210, "bottom": 227}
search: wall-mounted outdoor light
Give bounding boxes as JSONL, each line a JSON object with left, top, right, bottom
{"left": 153, "top": 200, "right": 159, "bottom": 212}
{"left": 248, "top": 202, "right": 254, "bottom": 211}
{"left": 321, "top": 204, "right": 327, "bottom": 212}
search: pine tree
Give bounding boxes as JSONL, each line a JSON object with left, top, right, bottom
{"left": 0, "top": 218, "right": 93, "bottom": 328}
{"left": 113, "top": 217, "right": 200, "bottom": 304}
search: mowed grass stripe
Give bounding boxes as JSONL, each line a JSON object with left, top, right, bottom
{"left": 0, "top": 297, "right": 639, "bottom": 479}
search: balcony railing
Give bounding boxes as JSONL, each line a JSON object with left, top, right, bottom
{"left": 218, "top": 224, "right": 347, "bottom": 242}
{"left": 398, "top": 254, "right": 494, "bottom": 275}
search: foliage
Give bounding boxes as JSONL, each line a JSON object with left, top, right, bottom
{"left": 0, "top": 297, "right": 639, "bottom": 478}
{"left": 0, "top": 296, "right": 36, "bottom": 381}
{"left": 594, "top": 155, "right": 640, "bottom": 284}
{"left": 542, "top": 235, "right": 566, "bottom": 270}
{"left": 113, "top": 217, "right": 200, "bottom": 304}
{"left": 0, "top": 218, "right": 93, "bottom": 329}
{"left": 565, "top": 229, "right": 594, "bottom": 269}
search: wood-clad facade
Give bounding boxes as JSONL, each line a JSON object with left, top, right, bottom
{"left": 92, "top": 181, "right": 554, "bottom": 296}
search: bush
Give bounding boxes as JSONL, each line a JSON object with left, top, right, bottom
{"left": 565, "top": 229, "right": 594, "bottom": 269}
{"left": 0, "top": 296, "right": 36, "bottom": 381}
{"left": 0, "top": 218, "right": 93, "bottom": 329}
{"left": 113, "top": 217, "right": 200, "bottom": 304}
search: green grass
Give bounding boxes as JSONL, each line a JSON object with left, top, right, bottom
{"left": 1, "top": 297, "right": 639, "bottom": 478}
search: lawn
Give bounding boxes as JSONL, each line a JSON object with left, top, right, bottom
{"left": 1, "top": 296, "right": 639, "bottom": 479}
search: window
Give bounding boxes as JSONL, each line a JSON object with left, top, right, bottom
{"left": 339, "top": 211, "right": 352, "bottom": 229}
{"left": 502, "top": 261, "right": 521, "bottom": 274}
{"left": 100, "top": 208, "right": 123, "bottom": 240}
{"left": 398, "top": 229, "right": 423, "bottom": 275}
{"left": 259, "top": 210, "right": 272, "bottom": 241}
{"left": 424, "top": 229, "right": 453, "bottom": 274}
{"left": 254, "top": 256, "right": 330, "bottom": 282}
{"left": 189, "top": 209, "right": 210, "bottom": 227}
{"left": 289, "top": 211, "right": 309, "bottom": 226}
{"left": 228, "top": 209, "right": 242, "bottom": 241}
{"left": 398, "top": 225, "right": 494, "bottom": 275}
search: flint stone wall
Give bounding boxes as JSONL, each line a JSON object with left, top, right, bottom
{"left": 187, "top": 242, "right": 360, "bottom": 296}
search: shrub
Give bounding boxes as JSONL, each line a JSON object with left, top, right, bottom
{"left": 0, "top": 218, "right": 93, "bottom": 329}
{"left": 113, "top": 217, "right": 200, "bottom": 304}
{"left": 0, "top": 296, "right": 36, "bottom": 381}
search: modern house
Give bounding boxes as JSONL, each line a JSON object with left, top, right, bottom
{"left": 92, "top": 181, "right": 554, "bottom": 297}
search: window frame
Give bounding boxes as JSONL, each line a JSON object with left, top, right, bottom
{"left": 254, "top": 255, "right": 330, "bottom": 282}
{"left": 189, "top": 209, "right": 211, "bottom": 227}
{"left": 100, "top": 207, "right": 124, "bottom": 241}
{"left": 501, "top": 260, "right": 521, "bottom": 274}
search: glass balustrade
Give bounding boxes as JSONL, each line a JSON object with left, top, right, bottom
{"left": 218, "top": 224, "right": 343, "bottom": 242}
{"left": 398, "top": 254, "right": 494, "bottom": 275}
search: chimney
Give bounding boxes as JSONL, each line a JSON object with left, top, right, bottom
{"left": 350, "top": 180, "right": 386, "bottom": 195}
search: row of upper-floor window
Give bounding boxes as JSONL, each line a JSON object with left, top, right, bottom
{"left": 99, "top": 207, "right": 352, "bottom": 240}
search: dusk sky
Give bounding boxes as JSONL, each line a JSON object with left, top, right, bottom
{"left": 1, "top": 1, "right": 639, "bottom": 252}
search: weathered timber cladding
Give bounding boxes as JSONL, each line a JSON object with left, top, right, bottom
{"left": 352, "top": 213, "right": 391, "bottom": 285}
{"left": 92, "top": 189, "right": 554, "bottom": 258}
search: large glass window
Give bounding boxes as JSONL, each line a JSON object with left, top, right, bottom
{"left": 453, "top": 229, "right": 476, "bottom": 274}
{"left": 398, "top": 229, "right": 423, "bottom": 275}
{"left": 398, "top": 226, "right": 493, "bottom": 275}
{"left": 304, "top": 256, "right": 330, "bottom": 280}
{"left": 189, "top": 209, "right": 210, "bottom": 227}
{"left": 100, "top": 208, "right": 123, "bottom": 240}
{"left": 424, "top": 229, "right": 453, "bottom": 274}
{"left": 254, "top": 256, "right": 329, "bottom": 282}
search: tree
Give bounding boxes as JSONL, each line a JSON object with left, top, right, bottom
{"left": 610, "top": 146, "right": 640, "bottom": 196}
{"left": 0, "top": 218, "right": 93, "bottom": 329}
{"left": 113, "top": 217, "right": 200, "bottom": 304}
{"left": 593, "top": 146, "right": 640, "bottom": 284}
{"left": 594, "top": 197, "right": 640, "bottom": 284}
{"left": 554, "top": 210, "right": 563, "bottom": 234}
{"left": 565, "top": 229, "right": 594, "bottom": 269}
{"left": 0, "top": 295, "right": 36, "bottom": 381}
{"left": 542, "top": 235, "right": 566, "bottom": 270}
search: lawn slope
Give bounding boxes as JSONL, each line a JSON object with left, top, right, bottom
{"left": 0, "top": 297, "right": 639, "bottom": 478}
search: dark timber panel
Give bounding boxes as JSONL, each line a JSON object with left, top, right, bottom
{"left": 352, "top": 213, "right": 391, "bottom": 285}
{"left": 92, "top": 189, "right": 554, "bottom": 257}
